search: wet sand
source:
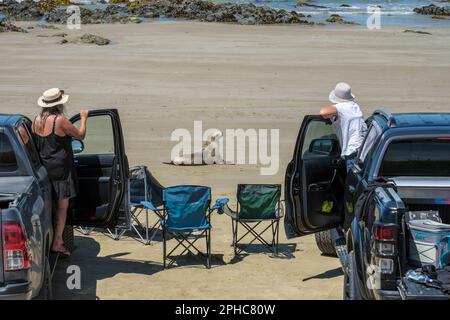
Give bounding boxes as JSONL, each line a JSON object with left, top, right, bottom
{"left": 1, "top": 21, "right": 449, "bottom": 299}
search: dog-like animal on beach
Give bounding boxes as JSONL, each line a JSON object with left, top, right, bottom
{"left": 171, "top": 129, "right": 226, "bottom": 165}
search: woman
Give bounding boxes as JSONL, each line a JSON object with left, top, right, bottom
{"left": 33, "top": 88, "right": 88, "bottom": 256}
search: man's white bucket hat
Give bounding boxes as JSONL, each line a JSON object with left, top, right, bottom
{"left": 329, "top": 82, "right": 356, "bottom": 104}
{"left": 37, "top": 88, "right": 69, "bottom": 108}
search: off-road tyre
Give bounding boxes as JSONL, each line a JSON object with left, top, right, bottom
{"left": 315, "top": 229, "right": 337, "bottom": 256}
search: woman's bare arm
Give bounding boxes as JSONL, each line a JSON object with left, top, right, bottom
{"left": 319, "top": 106, "right": 338, "bottom": 119}
{"left": 61, "top": 111, "right": 88, "bottom": 140}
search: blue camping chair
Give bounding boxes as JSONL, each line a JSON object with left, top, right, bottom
{"left": 159, "top": 185, "right": 227, "bottom": 269}
{"left": 128, "top": 166, "right": 165, "bottom": 244}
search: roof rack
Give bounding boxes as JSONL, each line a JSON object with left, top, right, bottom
{"left": 373, "top": 109, "right": 396, "bottom": 126}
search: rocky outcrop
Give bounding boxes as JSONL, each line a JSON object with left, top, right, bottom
{"left": 326, "top": 14, "right": 357, "bottom": 24}
{"left": 0, "top": 18, "right": 28, "bottom": 32}
{"left": 54, "top": 32, "right": 111, "bottom": 45}
{"left": 0, "top": 0, "right": 42, "bottom": 21}
{"left": 403, "top": 29, "right": 432, "bottom": 35}
{"left": 296, "top": 1, "right": 327, "bottom": 9}
{"left": 413, "top": 4, "right": 450, "bottom": 16}
{"left": 79, "top": 33, "right": 110, "bottom": 45}
{"left": 1, "top": 0, "right": 313, "bottom": 25}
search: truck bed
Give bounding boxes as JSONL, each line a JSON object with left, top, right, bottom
{"left": 380, "top": 178, "right": 450, "bottom": 300}
{"left": 392, "top": 176, "right": 450, "bottom": 223}
{"left": 0, "top": 176, "right": 34, "bottom": 196}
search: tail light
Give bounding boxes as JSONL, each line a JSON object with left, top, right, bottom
{"left": 374, "top": 224, "right": 397, "bottom": 274}
{"left": 375, "top": 224, "right": 396, "bottom": 241}
{"left": 2, "top": 221, "right": 31, "bottom": 271}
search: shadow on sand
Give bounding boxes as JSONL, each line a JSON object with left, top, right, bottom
{"left": 52, "top": 236, "right": 162, "bottom": 300}
{"left": 229, "top": 243, "right": 297, "bottom": 264}
{"left": 302, "top": 267, "right": 343, "bottom": 282}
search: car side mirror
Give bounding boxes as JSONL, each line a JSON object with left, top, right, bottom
{"left": 72, "top": 139, "right": 84, "bottom": 154}
{"left": 309, "top": 138, "right": 340, "bottom": 156}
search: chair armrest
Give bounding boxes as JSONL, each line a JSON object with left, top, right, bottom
{"left": 210, "top": 198, "right": 229, "bottom": 214}
{"left": 276, "top": 200, "right": 285, "bottom": 219}
{"left": 223, "top": 204, "right": 238, "bottom": 219}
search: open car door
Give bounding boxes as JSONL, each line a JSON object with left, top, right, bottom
{"left": 68, "top": 109, "right": 129, "bottom": 228}
{"left": 284, "top": 115, "right": 345, "bottom": 238}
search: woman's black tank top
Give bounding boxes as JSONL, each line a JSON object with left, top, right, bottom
{"left": 34, "top": 116, "right": 74, "bottom": 182}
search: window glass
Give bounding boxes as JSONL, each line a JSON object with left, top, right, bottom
{"left": 73, "top": 114, "right": 115, "bottom": 155}
{"left": 358, "top": 122, "right": 381, "bottom": 164}
{"left": 0, "top": 133, "right": 18, "bottom": 173}
{"left": 379, "top": 138, "right": 450, "bottom": 177}
{"left": 17, "top": 124, "right": 41, "bottom": 169}
{"left": 302, "top": 120, "right": 339, "bottom": 159}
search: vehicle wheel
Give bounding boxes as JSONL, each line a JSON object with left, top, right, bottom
{"left": 315, "top": 229, "right": 337, "bottom": 257}
{"left": 35, "top": 256, "right": 53, "bottom": 300}
{"left": 343, "top": 251, "right": 361, "bottom": 300}
{"left": 62, "top": 225, "right": 74, "bottom": 254}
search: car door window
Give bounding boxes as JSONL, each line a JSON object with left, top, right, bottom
{"left": 301, "top": 120, "right": 338, "bottom": 159}
{"left": 17, "top": 124, "right": 41, "bottom": 169}
{"left": 74, "top": 114, "right": 115, "bottom": 155}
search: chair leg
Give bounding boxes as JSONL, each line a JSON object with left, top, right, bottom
{"left": 231, "top": 219, "right": 235, "bottom": 246}
{"left": 145, "top": 208, "right": 149, "bottom": 244}
{"left": 233, "top": 220, "right": 238, "bottom": 256}
{"left": 163, "top": 227, "right": 167, "bottom": 269}
{"left": 206, "top": 228, "right": 211, "bottom": 269}
{"left": 274, "top": 220, "right": 280, "bottom": 255}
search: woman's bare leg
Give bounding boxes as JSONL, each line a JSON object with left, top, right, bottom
{"left": 52, "top": 198, "right": 69, "bottom": 254}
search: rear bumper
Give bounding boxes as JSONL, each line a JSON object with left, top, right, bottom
{"left": 0, "top": 282, "right": 33, "bottom": 300}
{"left": 375, "top": 289, "right": 402, "bottom": 300}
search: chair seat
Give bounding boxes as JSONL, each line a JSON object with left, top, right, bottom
{"left": 141, "top": 200, "right": 159, "bottom": 211}
{"left": 130, "top": 202, "right": 144, "bottom": 207}
{"left": 233, "top": 217, "right": 280, "bottom": 222}
{"left": 161, "top": 220, "right": 210, "bottom": 232}
{"left": 225, "top": 209, "right": 279, "bottom": 221}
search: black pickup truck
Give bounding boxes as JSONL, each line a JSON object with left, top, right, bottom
{"left": 0, "top": 109, "right": 129, "bottom": 299}
{"left": 284, "top": 110, "right": 450, "bottom": 300}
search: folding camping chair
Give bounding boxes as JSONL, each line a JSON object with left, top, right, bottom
{"left": 222, "top": 184, "right": 283, "bottom": 256}
{"left": 76, "top": 166, "right": 165, "bottom": 243}
{"left": 161, "top": 185, "right": 226, "bottom": 269}
{"left": 127, "top": 165, "right": 164, "bottom": 244}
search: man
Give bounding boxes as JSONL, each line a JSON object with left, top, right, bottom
{"left": 320, "top": 82, "right": 367, "bottom": 170}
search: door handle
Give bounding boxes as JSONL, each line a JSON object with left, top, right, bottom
{"left": 31, "top": 215, "right": 41, "bottom": 227}
{"left": 308, "top": 182, "right": 330, "bottom": 192}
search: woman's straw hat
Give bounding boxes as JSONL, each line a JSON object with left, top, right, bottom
{"left": 329, "top": 82, "right": 356, "bottom": 104}
{"left": 37, "top": 88, "right": 69, "bottom": 108}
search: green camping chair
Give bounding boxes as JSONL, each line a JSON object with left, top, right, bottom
{"left": 222, "top": 184, "right": 283, "bottom": 256}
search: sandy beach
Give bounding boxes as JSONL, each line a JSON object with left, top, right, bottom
{"left": 1, "top": 21, "right": 450, "bottom": 299}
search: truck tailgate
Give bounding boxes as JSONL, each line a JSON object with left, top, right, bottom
{"left": 393, "top": 177, "right": 450, "bottom": 202}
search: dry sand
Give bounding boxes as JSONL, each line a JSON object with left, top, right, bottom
{"left": 1, "top": 21, "right": 449, "bottom": 299}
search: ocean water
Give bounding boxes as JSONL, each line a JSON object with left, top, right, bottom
{"left": 214, "top": 0, "right": 450, "bottom": 28}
